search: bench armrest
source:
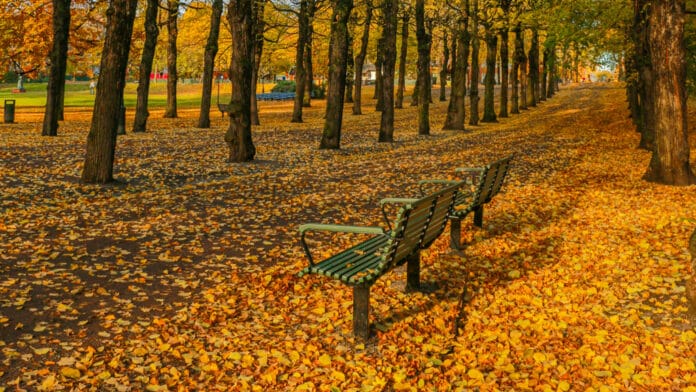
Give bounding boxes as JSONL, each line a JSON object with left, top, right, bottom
{"left": 379, "top": 198, "right": 418, "bottom": 230}
{"left": 299, "top": 224, "right": 385, "bottom": 266}
{"left": 454, "top": 167, "right": 484, "bottom": 184}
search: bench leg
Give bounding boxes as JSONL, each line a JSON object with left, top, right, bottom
{"left": 473, "top": 206, "right": 484, "bottom": 228}
{"left": 450, "top": 218, "right": 462, "bottom": 250}
{"left": 406, "top": 251, "right": 421, "bottom": 292}
{"left": 353, "top": 286, "right": 370, "bottom": 340}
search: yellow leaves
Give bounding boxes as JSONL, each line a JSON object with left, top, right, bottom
{"left": 60, "top": 367, "right": 81, "bottom": 379}
{"left": 467, "top": 368, "right": 484, "bottom": 381}
{"left": 38, "top": 375, "right": 57, "bottom": 391}
{"left": 557, "top": 381, "right": 571, "bottom": 392}
{"left": 318, "top": 353, "right": 332, "bottom": 367}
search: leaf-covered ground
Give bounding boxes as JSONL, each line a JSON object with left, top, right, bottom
{"left": 1, "top": 85, "right": 695, "bottom": 391}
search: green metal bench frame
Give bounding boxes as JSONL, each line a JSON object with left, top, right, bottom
{"left": 419, "top": 154, "right": 513, "bottom": 250}
{"left": 298, "top": 182, "right": 463, "bottom": 340}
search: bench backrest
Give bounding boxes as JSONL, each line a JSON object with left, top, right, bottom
{"left": 469, "top": 154, "right": 513, "bottom": 207}
{"left": 420, "top": 182, "right": 462, "bottom": 248}
{"left": 350, "top": 182, "right": 464, "bottom": 285}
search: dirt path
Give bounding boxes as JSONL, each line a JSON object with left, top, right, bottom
{"left": 1, "top": 84, "right": 695, "bottom": 390}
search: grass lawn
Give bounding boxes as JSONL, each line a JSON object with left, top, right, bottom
{"left": 0, "top": 81, "right": 213, "bottom": 109}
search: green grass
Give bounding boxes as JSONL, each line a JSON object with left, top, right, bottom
{"left": 0, "top": 81, "right": 208, "bottom": 109}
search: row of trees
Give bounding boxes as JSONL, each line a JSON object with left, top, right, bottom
{"left": 25, "top": 0, "right": 694, "bottom": 186}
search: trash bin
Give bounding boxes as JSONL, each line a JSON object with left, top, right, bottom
{"left": 4, "top": 99, "right": 16, "bottom": 123}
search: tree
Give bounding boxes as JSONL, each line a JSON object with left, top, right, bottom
{"left": 510, "top": 23, "right": 522, "bottom": 114}
{"left": 469, "top": 0, "right": 480, "bottom": 126}
{"left": 527, "top": 27, "right": 539, "bottom": 107}
{"left": 642, "top": 0, "right": 694, "bottom": 185}
{"left": 498, "top": 0, "right": 512, "bottom": 118}
{"left": 251, "top": 0, "right": 269, "bottom": 125}
{"left": 164, "top": 0, "right": 179, "bottom": 119}
{"left": 345, "top": 12, "right": 357, "bottom": 103}
{"left": 292, "top": 0, "right": 310, "bottom": 122}
{"left": 319, "top": 0, "right": 354, "bottom": 149}
{"left": 196, "top": 0, "right": 222, "bottom": 129}
{"left": 133, "top": 0, "right": 160, "bottom": 133}
{"left": 443, "top": 4, "right": 470, "bottom": 131}
{"left": 481, "top": 13, "right": 498, "bottom": 123}
{"left": 81, "top": 0, "right": 138, "bottom": 184}
{"left": 225, "top": 0, "right": 257, "bottom": 162}
{"left": 415, "top": 0, "right": 432, "bottom": 135}
{"left": 378, "top": 0, "right": 397, "bottom": 142}
{"left": 395, "top": 8, "right": 410, "bottom": 109}
{"left": 352, "top": 1, "right": 373, "bottom": 115}
{"left": 42, "top": 0, "right": 71, "bottom": 137}
{"left": 439, "top": 31, "right": 449, "bottom": 102}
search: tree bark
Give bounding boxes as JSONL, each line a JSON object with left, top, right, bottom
{"left": 225, "top": 0, "right": 256, "bottom": 162}
{"left": 499, "top": 27, "right": 509, "bottom": 117}
{"left": 415, "top": 0, "right": 431, "bottom": 135}
{"left": 164, "top": 0, "right": 179, "bottom": 118}
{"left": 439, "top": 32, "right": 449, "bottom": 102}
{"left": 352, "top": 4, "right": 372, "bottom": 115}
{"left": 395, "top": 10, "right": 409, "bottom": 109}
{"left": 527, "top": 28, "right": 539, "bottom": 107}
{"left": 304, "top": 1, "right": 316, "bottom": 108}
{"left": 133, "top": 0, "right": 160, "bottom": 132}
{"left": 319, "top": 0, "right": 353, "bottom": 149}
{"left": 469, "top": 0, "right": 480, "bottom": 126}
{"left": 292, "top": 0, "right": 309, "bottom": 122}
{"left": 510, "top": 24, "right": 521, "bottom": 114}
{"left": 481, "top": 28, "right": 497, "bottom": 122}
{"left": 345, "top": 13, "right": 357, "bottom": 104}
{"left": 250, "top": 0, "right": 267, "bottom": 125}
{"left": 518, "top": 26, "right": 528, "bottom": 111}
{"left": 443, "top": 11, "right": 469, "bottom": 131}
{"left": 378, "top": 0, "right": 397, "bottom": 142}
{"left": 375, "top": 36, "right": 385, "bottom": 111}
{"left": 634, "top": 0, "right": 655, "bottom": 150}
{"left": 540, "top": 46, "right": 548, "bottom": 101}
{"left": 81, "top": 0, "right": 138, "bottom": 184}
{"left": 643, "top": 0, "right": 694, "bottom": 185}
{"left": 42, "top": 0, "right": 71, "bottom": 137}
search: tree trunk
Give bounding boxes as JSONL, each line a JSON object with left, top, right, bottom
{"left": 81, "top": 0, "right": 138, "bottom": 184}
{"left": 353, "top": 4, "right": 372, "bottom": 115}
{"left": 345, "top": 13, "right": 357, "bottom": 104}
{"left": 42, "top": 0, "right": 71, "bottom": 137}
{"left": 225, "top": 0, "right": 256, "bottom": 162}
{"left": 510, "top": 24, "right": 521, "bottom": 114}
{"left": 304, "top": 2, "right": 316, "bottom": 107}
{"left": 540, "top": 46, "right": 548, "bottom": 101}
{"left": 634, "top": 0, "right": 655, "bottom": 150}
{"left": 499, "top": 27, "right": 509, "bottom": 117}
{"left": 518, "top": 26, "right": 528, "bottom": 111}
{"left": 319, "top": 0, "right": 353, "bottom": 149}
{"left": 292, "top": 0, "right": 309, "bottom": 122}
{"left": 468, "top": 0, "right": 480, "bottom": 126}
{"left": 378, "top": 0, "right": 397, "bottom": 142}
{"left": 375, "top": 36, "right": 385, "bottom": 111}
{"left": 439, "top": 32, "right": 449, "bottom": 102}
{"left": 642, "top": 0, "right": 694, "bottom": 185}
{"left": 395, "top": 11, "right": 409, "bottom": 109}
{"left": 443, "top": 11, "right": 469, "bottom": 131}
{"left": 415, "top": 0, "right": 431, "bottom": 135}
{"left": 133, "top": 0, "right": 160, "bottom": 132}
{"left": 481, "top": 28, "right": 497, "bottom": 122}
{"left": 527, "top": 28, "right": 539, "bottom": 107}
{"left": 164, "top": 0, "right": 179, "bottom": 118}
{"left": 546, "top": 44, "right": 556, "bottom": 98}
{"left": 250, "top": 0, "right": 267, "bottom": 125}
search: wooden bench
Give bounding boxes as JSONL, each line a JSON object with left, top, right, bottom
{"left": 297, "top": 181, "right": 463, "bottom": 339}
{"left": 420, "top": 154, "right": 513, "bottom": 250}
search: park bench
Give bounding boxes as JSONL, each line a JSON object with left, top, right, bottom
{"left": 218, "top": 103, "right": 230, "bottom": 117}
{"left": 297, "top": 181, "right": 464, "bottom": 339}
{"left": 419, "top": 154, "right": 513, "bottom": 250}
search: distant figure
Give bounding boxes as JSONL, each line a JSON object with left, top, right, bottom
{"left": 89, "top": 80, "right": 96, "bottom": 95}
